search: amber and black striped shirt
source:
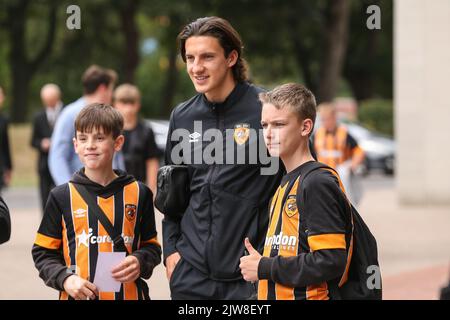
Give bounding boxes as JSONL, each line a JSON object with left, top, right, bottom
{"left": 257, "top": 161, "right": 352, "bottom": 300}
{"left": 312, "top": 125, "right": 364, "bottom": 169}
{"left": 32, "top": 169, "right": 161, "bottom": 300}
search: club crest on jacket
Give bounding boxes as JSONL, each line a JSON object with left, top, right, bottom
{"left": 233, "top": 123, "right": 250, "bottom": 145}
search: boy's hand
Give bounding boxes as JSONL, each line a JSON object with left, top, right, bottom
{"left": 63, "top": 275, "right": 98, "bottom": 300}
{"left": 239, "top": 238, "right": 262, "bottom": 282}
{"left": 111, "top": 255, "right": 140, "bottom": 283}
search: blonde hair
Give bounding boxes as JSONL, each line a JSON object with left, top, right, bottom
{"left": 259, "top": 83, "right": 317, "bottom": 124}
{"left": 113, "top": 84, "right": 141, "bottom": 104}
{"left": 317, "top": 102, "right": 336, "bottom": 115}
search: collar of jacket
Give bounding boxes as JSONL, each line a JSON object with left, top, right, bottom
{"left": 201, "top": 81, "right": 249, "bottom": 112}
{"left": 70, "top": 168, "right": 136, "bottom": 198}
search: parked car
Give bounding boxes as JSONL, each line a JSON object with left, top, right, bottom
{"left": 345, "top": 122, "right": 395, "bottom": 175}
{"left": 146, "top": 119, "right": 170, "bottom": 153}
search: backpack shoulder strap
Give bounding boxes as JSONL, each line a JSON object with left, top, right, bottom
{"left": 72, "top": 183, "right": 129, "bottom": 255}
{"left": 300, "top": 161, "right": 333, "bottom": 182}
{"left": 72, "top": 183, "right": 153, "bottom": 299}
{"left": 297, "top": 161, "right": 354, "bottom": 288}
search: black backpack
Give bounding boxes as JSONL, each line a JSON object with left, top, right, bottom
{"left": 440, "top": 273, "right": 450, "bottom": 300}
{"left": 300, "top": 161, "right": 382, "bottom": 300}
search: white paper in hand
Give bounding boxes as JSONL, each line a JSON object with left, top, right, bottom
{"left": 94, "top": 252, "right": 126, "bottom": 292}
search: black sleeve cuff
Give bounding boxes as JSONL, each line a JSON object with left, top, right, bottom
{"left": 162, "top": 217, "right": 181, "bottom": 265}
{"left": 163, "top": 247, "right": 178, "bottom": 267}
{"left": 131, "top": 252, "right": 153, "bottom": 280}
{"left": 55, "top": 268, "right": 75, "bottom": 292}
{"left": 258, "top": 257, "right": 273, "bottom": 280}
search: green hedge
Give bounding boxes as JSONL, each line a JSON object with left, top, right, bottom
{"left": 358, "top": 99, "right": 394, "bottom": 137}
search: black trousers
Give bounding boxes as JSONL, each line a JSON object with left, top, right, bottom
{"left": 38, "top": 169, "right": 55, "bottom": 213}
{"left": 169, "top": 257, "right": 256, "bottom": 300}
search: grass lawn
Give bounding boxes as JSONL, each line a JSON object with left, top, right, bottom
{"left": 9, "top": 124, "right": 38, "bottom": 187}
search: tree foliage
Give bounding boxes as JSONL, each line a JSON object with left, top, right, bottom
{"left": 0, "top": 0, "right": 393, "bottom": 123}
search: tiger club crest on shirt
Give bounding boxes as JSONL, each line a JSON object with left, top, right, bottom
{"left": 284, "top": 195, "right": 298, "bottom": 218}
{"left": 233, "top": 123, "right": 250, "bottom": 145}
{"left": 125, "top": 204, "right": 136, "bottom": 221}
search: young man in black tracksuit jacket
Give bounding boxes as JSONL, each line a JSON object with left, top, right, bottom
{"left": 163, "top": 17, "right": 283, "bottom": 299}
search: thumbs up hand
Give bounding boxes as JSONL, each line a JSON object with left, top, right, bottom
{"left": 239, "top": 237, "right": 262, "bottom": 282}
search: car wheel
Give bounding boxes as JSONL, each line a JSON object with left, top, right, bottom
{"left": 384, "top": 156, "right": 395, "bottom": 175}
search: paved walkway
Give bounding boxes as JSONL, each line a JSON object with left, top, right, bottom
{"left": 357, "top": 180, "right": 450, "bottom": 300}
{"left": 0, "top": 188, "right": 170, "bottom": 300}
{"left": 0, "top": 176, "right": 449, "bottom": 300}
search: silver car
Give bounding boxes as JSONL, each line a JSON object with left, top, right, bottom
{"left": 345, "top": 123, "right": 395, "bottom": 175}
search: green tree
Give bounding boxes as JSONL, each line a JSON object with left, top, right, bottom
{"left": 0, "top": 0, "right": 393, "bottom": 123}
{"left": 343, "top": 0, "right": 393, "bottom": 101}
{"left": 213, "top": 0, "right": 352, "bottom": 103}
{"left": 0, "top": 0, "right": 57, "bottom": 123}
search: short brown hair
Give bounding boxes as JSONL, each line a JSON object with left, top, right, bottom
{"left": 177, "top": 16, "right": 248, "bottom": 83}
{"left": 113, "top": 84, "right": 141, "bottom": 104}
{"left": 82, "top": 65, "right": 117, "bottom": 95}
{"left": 75, "top": 103, "right": 123, "bottom": 139}
{"left": 259, "top": 83, "right": 317, "bottom": 132}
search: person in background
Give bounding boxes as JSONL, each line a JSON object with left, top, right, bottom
{"left": 113, "top": 84, "right": 161, "bottom": 197}
{"left": 31, "top": 84, "right": 63, "bottom": 212}
{"left": 0, "top": 196, "right": 11, "bottom": 244}
{"left": 0, "top": 86, "right": 12, "bottom": 194}
{"left": 312, "top": 103, "right": 365, "bottom": 205}
{"left": 48, "top": 65, "right": 125, "bottom": 186}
